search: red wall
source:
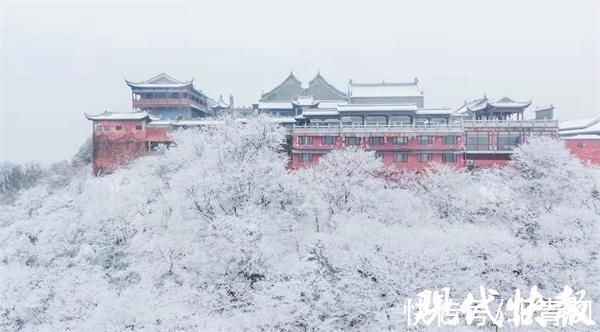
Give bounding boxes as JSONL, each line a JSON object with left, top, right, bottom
{"left": 145, "top": 126, "right": 172, "bottom": 142}
{"left": 92, "top": 120, "right": 150, "bottom": 174}
{"left": 291, "top": 134, "right": 464, "bottom": 169}
{"left": 292, "top": 134, "right": 463, "bottom": 150}
{"left": 565, "top": 139, "right": 600, "bottom": 165}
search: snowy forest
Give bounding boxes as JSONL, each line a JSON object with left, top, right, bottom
{"left": 1, "top": 115, "right": 599, "bottom": 330}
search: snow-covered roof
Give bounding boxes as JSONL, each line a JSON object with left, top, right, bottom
{"left": 456, "top": 95, "right": 531, "bottom": 113}
{"left": 306, "top": 73, "right": 347, "bottom": 100}
{"left": 559, "top": 117, "right": 600, "bottom": 136}
{"left": 258, "top": 102, "right": 294, "bottom": 110}
{"left": 261, "top": 72, "right": 347, "bottom": 102}
{"left": 211, "top": 95, "right": 230, "bottom": 110}
{"left": 85, "top": 111, "right": 155, "bottom": 121}
{"left": 269, "top": 117, "right": 297, "bottom": 124}
{"left": 337, "top": 104, "right": 418, "bottom": 112}
{"left": 125, "top": 73, "right": 194, "bottom": 89}
{"left": 559, "top": 117, "right": 600, "bottom": 131}
{"left": 562, "top": 134, "right": 600, "bottom": 140}
{"left": 260, "top": 72, "right": 303, "bottom": 101}
{"left": 302, "top": 110, "right": 340, "bottom": 117}
{"left": 349, "top": 79, "right": 422, "bottom": 98}
{"left": 535, "top": 104, "right": 555, "bottom": 112}
{"left": 318, "top": 101, "right": 346, "bottom": 109}
{"left": 416, "top": 108, "right": 454, "bottom": 115}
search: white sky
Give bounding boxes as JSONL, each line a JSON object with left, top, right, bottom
{"left": 1, "top": 0, "right": 599, "bottom": 163}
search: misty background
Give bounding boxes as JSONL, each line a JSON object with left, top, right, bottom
{"left": 1, "top": 0, "right": 599, "bottom": 163}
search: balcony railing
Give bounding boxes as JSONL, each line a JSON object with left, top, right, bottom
{"left": 293, "top": 122, "right": 465, "bottom": 134}
{"left": 133, "top": 98, "right": 207, "bottom": 110}
{"left": 462, "top": 119, "right": 558, "bottom": 128}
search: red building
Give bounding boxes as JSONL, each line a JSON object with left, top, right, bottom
{"left": 265, "top": 74, "right": 559, "bottom": 169}
{"left": 86, "top": 74, "right": 226, "bottom": 174}
{"left": 85, "top": 112, "right": 155, "bottom": 174}
{"left": 560, "top": 116, "right": 600, "bottom": 164}
{"left": 87, "top": 72, "right": 599, "bottom": 175}
{"left": 127, "top": 73, "right": 214, "bottom": 119}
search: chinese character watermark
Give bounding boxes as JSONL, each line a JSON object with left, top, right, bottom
{"left": 404, "top": 286, "right": 595, "bottom": 328}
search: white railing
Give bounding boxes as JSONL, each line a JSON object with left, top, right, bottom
{"left": 292, "top": 122, "right": 464, "bottom": 133}
{"left": 462, "top": 119, "right": 558, "bottom": 128}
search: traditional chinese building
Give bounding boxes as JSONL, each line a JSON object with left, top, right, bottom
{"left": 455, "top": 96, "right": 557, "bottom": 167}
{"left": 259, "top": 73, "right": 557, "bottom": 169}
{"left": 85, "top": 72, "right": 576, "bottom": 175}
{"left": 126, "top": 73, "right": 214, "bottom": 119}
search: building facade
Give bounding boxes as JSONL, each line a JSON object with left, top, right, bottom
{"left": 85, "top": 72, "right": 583, "bottom": 174}
{"left": 266, "top": 74, "right": 557, "bottom": 169}
{"left": 127, "top": 73, "right": 214, "bottom": 119}
{"left": 559, "top": 116, "right": 600, "bottom": 164}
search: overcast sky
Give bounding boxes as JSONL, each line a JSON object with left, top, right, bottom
{"left": 1, "top": 0, "right": 599, "bottom": 163}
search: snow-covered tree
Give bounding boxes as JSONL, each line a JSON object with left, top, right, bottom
{"left": 1, "top": 118, "right": 599, "bottom": 330}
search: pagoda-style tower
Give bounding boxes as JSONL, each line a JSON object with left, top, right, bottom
{"left": 126, "top": 73, "right": 213, "bottom": 120}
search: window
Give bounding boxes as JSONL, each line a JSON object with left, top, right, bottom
{"left": 417, "top": 135, "right": 434, "bottom": 145}
{"left": 300, "top": 153, "right": 313, "bottom": 162}
{"left": 365, "top": 115, "right": 387, "bottom": 125}
{"left": 497, "top": 132, "right": 521, "bottom": 151}
{"left": 375, "top": 152, "right": 384, "bottom": 160}
{"left": 368, "top": 136, "right": 384, "bottom": 145}
{"left": 171, "top": 92, "right": 179, "bottom": 99}
{"left": 115, "top": 125, "right": 123, "bottom": 130}
{"left": 466, "top": 132, "right": 490, "bottom": 151}
{"left": 394, "top": 153, "right": 408, "bottom": 163}
{"left": 322, "top": 136, "right": 336, "bottom": 145}
{"left": 577, "top": 142, "right": 584, "bottom": 148}
{"left": 341, "top": 116, "right": 363, "bottom": 125}
{"left": 393, "top": 136, "right": 409, "bottom": 145}
{"left": 418, "top": 153, "right": 432, "bottom": 162}
{"left": 443, "top": 136, "right": 458, "bottom": 145}
{"left": 345, "top": 137, "right": 360, "bottom": 145}
{"left": 135, "top": 125, "right": 143, "bottom": 130}
{"left": 533, "top": 131, "right": 555, "bottom": 137}
{"left": 95, "top": 125, "right": 103, "bottom": 131}
{"left": 389, "top": 115, "right": 411, "bottom": 124}
{"left": 442, "top": 153, "right": 457, "bottom": 163}
{"left": 430, "top": 117, "right": 448, "bottom": 125}
{"left": 298, "top": 136, "right": 313, "bottom": 145}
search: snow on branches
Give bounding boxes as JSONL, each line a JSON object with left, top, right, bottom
{"left": 1, "top": 116, "right": 599, "bottom": 330}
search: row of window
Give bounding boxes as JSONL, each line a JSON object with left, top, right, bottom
{"left": 96, "top": 125, "right": 143, "bottom": 131}
{"left": 138, "top": 92, "right": 207, "bottom": 106}
{"left": 338, "top": 115, "right": 448, "bottom": 125}
{"left": 299, "top": 153, "right": 458, "bottom": 163}
{"left": 297, "top": 135, "right": 459, "bottom": 146}
{"left": 465, "top": 132, "right": 523, "bottom": 151}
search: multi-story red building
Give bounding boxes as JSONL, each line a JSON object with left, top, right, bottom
{"left": 86, "top": 72, "right": 589, "bottom": 175}
{"left": 257, "top": 74, "right": 559, "bottom": 169}
{"left": 86, "top": 74, "right": 226, "bottom": 174}
{"left": 127, "top": 73, "right": 214, "bottom": 119}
